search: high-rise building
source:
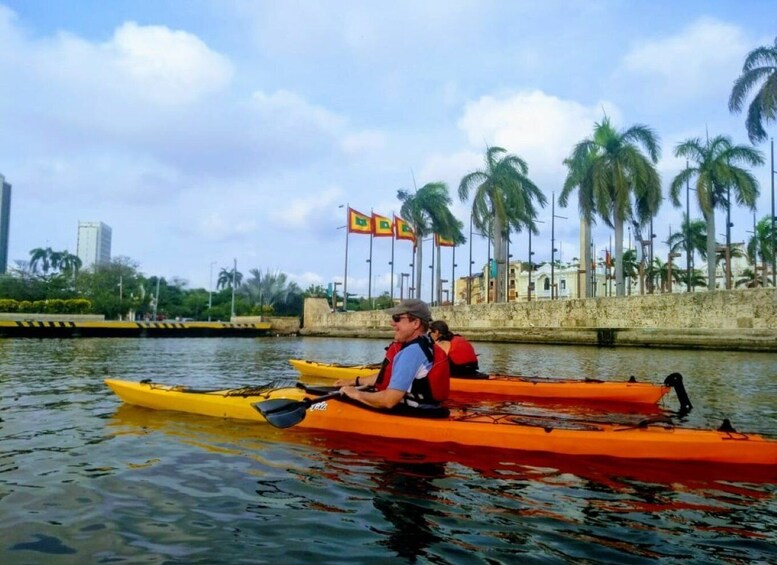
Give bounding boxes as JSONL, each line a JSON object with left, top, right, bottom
{"left": 0, "top": 174, "right": 11, "bottom": 274}
{"left": 77, "top": 221, "right": 112, "bottom": 269}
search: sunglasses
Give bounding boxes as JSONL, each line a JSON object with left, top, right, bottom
{"left": 391, "top": 314, "right": 415, "bottom": 323}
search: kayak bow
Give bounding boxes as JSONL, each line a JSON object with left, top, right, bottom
{"left": 289, "top": 359, "right": 673, "bottom": 405}
{"left": 105, "top": 378, "right": 776, "bottom": 465}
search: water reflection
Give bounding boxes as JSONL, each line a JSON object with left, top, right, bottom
{"left": 2, "top": 337, "right": 776, "bottom": 563}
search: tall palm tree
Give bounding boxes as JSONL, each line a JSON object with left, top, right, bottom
{"left": 398, "top": 182, "right": 464, "bottom": 299}
{"left": 29, "top": 247, "right": 54, "bottom": 275}
{"left": 746, "top": 216, "right": 777, "bottom": 286}
{"left": 216, "top": 267, "right": 242, "bottom": 290}
{"left": 459, "top": 146, "right": 545, "bottom": 302}
{"left": 561, "top": 117, "right": 662, "bottom": 296}
{"left": 671, "top": 136, "right": 763, "bottom": 289}
{"left": 728, "top": 36, "right": 777, "bottom": 144}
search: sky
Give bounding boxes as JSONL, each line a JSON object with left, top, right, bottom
{"left": 0, "top": 1, "right": 774, "bottom": 298}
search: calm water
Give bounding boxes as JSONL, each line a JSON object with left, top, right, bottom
{"left": 1, "top": 337, "right": 776, "bottom": 563}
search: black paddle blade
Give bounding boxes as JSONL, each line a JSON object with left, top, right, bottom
{"left": 253, "top": 398, "right": 311, "bottom": 429}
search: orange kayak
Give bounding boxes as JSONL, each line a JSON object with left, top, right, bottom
{"left": 105, "top": 379, "right": 776, "bottom": 465}
{"left": 288, "top": 359, "right": 672, "bottom": 405}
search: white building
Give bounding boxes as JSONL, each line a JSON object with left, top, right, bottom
{"left": 77, "top": 221, "right": 112, "bottom": 269}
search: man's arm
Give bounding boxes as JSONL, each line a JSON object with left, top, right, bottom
{"left": 334, "top": 372, "right": 378, "bottom": 387}
{"left": 340, "top": 386, "right": 405, "bottom": 409}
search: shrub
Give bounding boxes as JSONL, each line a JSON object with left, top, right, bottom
{"left": 0, "top": 299, "right": 17, "bottom": 312}
{"left": 17, "top": 300, "right": 33, "bottom": 313}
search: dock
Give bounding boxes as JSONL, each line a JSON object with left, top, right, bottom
{"left": 0, "top": 320, "right": 272, "bottom": 338}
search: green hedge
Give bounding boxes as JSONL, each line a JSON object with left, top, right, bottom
{"left": 0, "top": 298, "right": 92, "bottom": 314}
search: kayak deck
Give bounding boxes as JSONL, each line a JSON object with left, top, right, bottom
{"left": 105, "top": 378, "right": 777, "bottom": 466}
{"left": 289, "top": 359, "right": 670, "bottom": 404}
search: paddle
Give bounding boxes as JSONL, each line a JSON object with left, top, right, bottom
{"left": 254, "top": 386, "right": 368, "bottom": 429}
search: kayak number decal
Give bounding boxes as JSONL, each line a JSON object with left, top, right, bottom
{"left": 310, "top": 401, "right": 328, "bottom": 411}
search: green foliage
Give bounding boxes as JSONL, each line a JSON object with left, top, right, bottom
{"left": 17, "top": 300, "right": 33, "bottom": 312}
{"left": 0, "top": 298, "right": 17, "bottom": 312}
{"left": 729, "top": 36, "right": 777, "bottom": 144}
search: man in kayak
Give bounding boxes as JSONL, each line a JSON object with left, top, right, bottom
{"left": 428, "top": 320, "right": 480, "bottom": 376}
{"left": 338, "top": 299, "right": 450, "bottom": 410}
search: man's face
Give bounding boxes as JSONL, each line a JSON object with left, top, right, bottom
{"left": 390, "top": 313, "right": 420, "bottom": 343}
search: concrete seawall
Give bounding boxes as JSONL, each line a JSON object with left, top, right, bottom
{"left": 301, "top": 288, "right": 777, "bottom": 351}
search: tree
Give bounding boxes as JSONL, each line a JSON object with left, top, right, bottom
{"left": 217, "top": 267, "right": 242, "bottom": 290}
{"left": 728, "top": 36, "right": 777, "bottom": 144}
{"left": 746, "top": 216, "right": 777, "bottom": 286}
{"left": 671, "top": 136, "right": 763, "bottom": 290}
{"left": 398, "top": 182, "right": 464, "bottom": 300}
{"left": 666, "top": 218, "right": 708, "bottom": 291}
{"left": 240, "top": 268, "right": 302, "bottom": 315}
{"left": 29, "top": 247, "right": 54, "bottom": 276}
{"left": 459, "top": 146, "right": 545, "bottom": 302}
{"left": 561, "top": 117, "right": 662, "bottom": 297}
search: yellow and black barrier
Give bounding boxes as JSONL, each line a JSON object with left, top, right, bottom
{"left": 0, "top": 320, "right": 272, "bottom": 338}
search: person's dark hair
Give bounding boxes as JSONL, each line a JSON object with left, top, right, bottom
{"left": 429, "top": 320, "right": 453, "bottom": 341}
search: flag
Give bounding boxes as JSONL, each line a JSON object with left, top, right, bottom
{"left": 372, "top": 213, "right": 394, "bottom": 237}
{"left": 395, "top": 216, "right": 416, "bottom": 243}
{"left": 435, "top": 233, "right": 455, "bottom": 247}
{"left": 348, "top": 207, "right": 372, "bottom": 234}
{"left": 605, "top": 250, "right": 612, "bottom": 268}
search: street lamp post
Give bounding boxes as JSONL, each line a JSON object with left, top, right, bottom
{"left": 550, "top": 192, "right": 567, "bottom": 300}
{"left": 208, "top": 261, "right": 216, "bottom": 321}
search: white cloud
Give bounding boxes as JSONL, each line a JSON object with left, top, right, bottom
{"left": 275, "top": 186, "right": 345, "bottom": 229}
{"left": 341, "top": 130, "right": 387, "bottom": 156}
{"left": 619, "top": 18, "right": 749, "bottom": 103}
{"left": 457, "top": 90, "right": 620, "bottom": 185}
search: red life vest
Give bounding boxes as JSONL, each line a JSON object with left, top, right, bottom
{"left": 447, "top": 335, "right": 479, "bottom": 376}
{"left": 375, "top": 336, "right": 450, "bottom": 403}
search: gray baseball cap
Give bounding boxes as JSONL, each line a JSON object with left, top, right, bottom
{"left": 386, "top": 299, "right": 432, "bottom": 322}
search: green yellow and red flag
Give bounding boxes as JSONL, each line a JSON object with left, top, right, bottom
{"left": 372, "top": 213, "right": 394, "bottom": 237}
{"left": 348, "top": 207, "right": 372, "bottom": 234}
{"left": 435, "top": 233, "right": 455, "bottom": 247}
{"left": 394, "top": 216, "right": 415, "bottom": 243}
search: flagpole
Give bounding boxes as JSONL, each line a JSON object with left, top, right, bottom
{"left": 343, "top": 205, "right": 349, "bottom": 312}
{"left": 368, "top": 209, "right": 373, "bottom": 306}
{"left": 431, "top": 236, "right": 435, "bottom": 304}
{"left": 390, "top": 215, "right": 396, "bottom": 303}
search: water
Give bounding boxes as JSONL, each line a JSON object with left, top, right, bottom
{"left": 1, "top": 337, "right": 776, "bottom": 563}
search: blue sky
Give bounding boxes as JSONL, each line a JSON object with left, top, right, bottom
{"left": 0, "top": 1, "right": 774, "bottom": 297}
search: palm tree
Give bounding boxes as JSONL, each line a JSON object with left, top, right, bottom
{"left": 56, "top": 251, "right": 82, "bottom": 277}
{"left": 216, "top": 267, "right": 242, "bottom": 290}
{"left": 398, "top": 182, "right": 464, "bottom": 300}
{"left": 459, "top": 146, "right": 545, "bottom": 302}
{"left": 675, "top": 268, "right": 708, "bottom": 290}
{"left": 29, "top": 247, "right": 54, "bottom": 275}
{"left": 736, "top": 267, "right": 763, "bottom": 288}
{"left": 746, "top": 216, "right": 777, "bottom": 286}
{"left": 671, "top": 136, "right": 763, "bottom": 289}
{"left": 241, "top": 269, "right": 301, "bottom": 313}
{"left": 666, "top": 218, "right": 708, "bottom": 291}
{"left": 561, "top": 117, "right": 662, "bottom": 297}
{"left": 728, "top": 36, "right": 777, "bottom": 144}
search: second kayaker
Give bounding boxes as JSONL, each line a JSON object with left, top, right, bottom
{"left": 428, "top": 320, "right": 480, "bottom": 376}
{"left": 338, "top": 299, "right": 450, "bottom": 410}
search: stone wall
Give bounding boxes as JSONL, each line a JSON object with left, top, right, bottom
{"left": 232, "top": 315, "right": 300, "bottom": 335}
{"left": 301, "top": 288, "right": 777, "bottom": 351}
